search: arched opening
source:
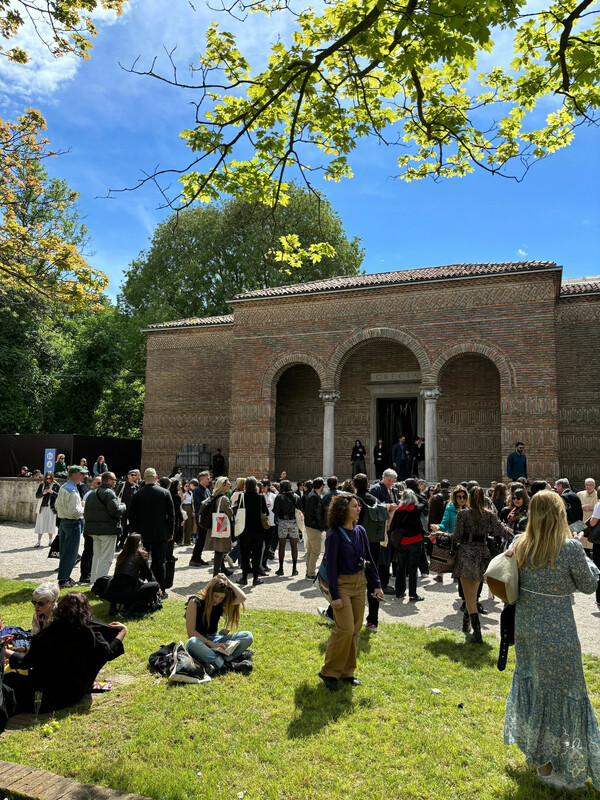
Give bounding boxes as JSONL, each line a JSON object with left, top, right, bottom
{"left": 335, "top": 340, "right": 421, "bottom": 479}
{"left": 437, "top": 354, "right": 501, "bottom": 485}
{"left": 275, "top": 364, "right": 323, "bottom": 480}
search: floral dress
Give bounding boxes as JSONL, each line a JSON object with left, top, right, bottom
{"left": 504, "top": 539, "right": 600, "bottom": 788}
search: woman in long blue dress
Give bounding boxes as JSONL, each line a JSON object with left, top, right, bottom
{"left": 504, "top": 490, "right": 600, "bottom": 790}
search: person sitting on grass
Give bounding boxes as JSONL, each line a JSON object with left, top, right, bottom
{"left": 104, "top": 533, "right": 162, "bottom": 618}
{"left": 185, "top": 575, "right": 253, "bottom": 676}
{"left": 3, "top": 592, "right": 126, "bottom": 715}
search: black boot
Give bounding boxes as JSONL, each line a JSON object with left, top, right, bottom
{"left": 462, "top": 610, "right": 471, "bottom": 633}
{"left": 470, "top": 613, "right": 483, "bottom": 644}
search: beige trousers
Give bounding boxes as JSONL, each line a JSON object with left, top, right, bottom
{"left": 304, "top": 526, "right": 323, "bottom": 577}
{"left": 321, "top": 572, "right": 366, "bottom": 679}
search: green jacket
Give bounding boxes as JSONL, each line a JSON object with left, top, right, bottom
{"left": 83, "top": 485, "right": 125, "bottom": 536}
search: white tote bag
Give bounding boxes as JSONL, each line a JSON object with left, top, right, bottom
{"left": 211, "top": 496, "right": 231, "bottom": 539}
{"left": 234, "top": 493, "right": 246, "bottom": 538}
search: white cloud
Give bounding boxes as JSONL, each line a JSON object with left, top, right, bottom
{"left": 517, "top": 247, "right": 528, "bottom": 256}
{"left": 0, "top": 1, "right": 131, "bottom": 101}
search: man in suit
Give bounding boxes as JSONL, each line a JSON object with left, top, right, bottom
{"left": 554, "top": 478, "right": 583, "bottom": 525}
{"left": 128, "top": 467, "right": 174, "bottom": 594}
{"left": 391, "top": 436, "right": 410, "bottom": 478}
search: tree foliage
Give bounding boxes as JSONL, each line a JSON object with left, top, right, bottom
{"left": 119, "top": 182, "right": 364, "bottom": 322}
{"left": 0, "top": 0, "right": 125, "bottom": 64}
{"left": 127, "top": 0, "right": 600, "bottom": 211}
{"left": 0, "top": 112, "right": 109, "bottom": 308}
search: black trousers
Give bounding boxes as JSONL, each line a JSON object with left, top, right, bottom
{"left": 190, "top": 525, "right": 207, "bottom": 562}
{"left": 142, "top": 537, "right": 168, "bottom": 591}
{"left": 240, "top": 530, "right": 263, "bottom": 580}
{"left": 366, "top": 542, "right": 381, "bottom": 626}
{"left": 593, "top": 543, "right": 600, "bottom": 603}
{"left": 80, "top": 534, "right": 93, "bottom": 581}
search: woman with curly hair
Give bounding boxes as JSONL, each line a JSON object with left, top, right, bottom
{"left": 185, "top": 574, "right": 253, "bottom": 674}
{"left": 4, "top": 592, "right": 126, "bottom": 714}
{"left": 318, "top": 494, "right": 383, "bottom": 692}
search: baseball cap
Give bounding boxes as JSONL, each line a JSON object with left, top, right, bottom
{"left": 68, "top": 465, "right": 88, "bottom": 475}
{"left": 144, "top": 467, "right": 157, "bottom": 480}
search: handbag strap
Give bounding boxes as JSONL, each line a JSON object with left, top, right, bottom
{"left": 337, "top": 526, "right": 365, "bottom": 561}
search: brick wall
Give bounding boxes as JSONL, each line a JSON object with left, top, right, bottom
{"left": 141, "top": 324, "right": 233, "bottom": 476}
{"left": 555, "top": 296, "right": 600, "bottom": 488}
{"left": 275, "top": 364, "right": 323, "bottom": 479}
{"left": 438, "top": 354, "right": 501, "bottom": 485}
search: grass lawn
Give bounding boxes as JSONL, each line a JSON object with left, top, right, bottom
{"left": 1, "top": 578, "right": 600, "bottom": 800}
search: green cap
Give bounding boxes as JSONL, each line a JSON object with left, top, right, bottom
{"left": 68, "top": 465, "right": 88, "bottom": 476}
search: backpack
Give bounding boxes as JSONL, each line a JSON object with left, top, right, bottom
{"left": 361, "top": 501, "right": 388, "bottom": 543}
{"left": 199, "top": 495, "right": 216, "bottom": 529}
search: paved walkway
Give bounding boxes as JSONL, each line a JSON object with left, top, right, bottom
{"left": 0, "top": 759, "right": 151, "bottom": 800}
{"left": 1, "top": 521, "right": 599, "bottom": 656}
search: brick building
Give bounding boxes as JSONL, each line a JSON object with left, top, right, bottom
{"left": 141, "top": 262, "right": 600, "bottom": 486}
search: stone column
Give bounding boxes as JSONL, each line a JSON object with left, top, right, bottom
{"left": 420, "top": 386, "right": 441, "bottom": 483}
{"left": 319, "top": 390, "right": 340, "bottom": 477}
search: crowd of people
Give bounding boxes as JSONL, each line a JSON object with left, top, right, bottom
{"left": 5, "top": 444, "right": 600, "bottom": 790}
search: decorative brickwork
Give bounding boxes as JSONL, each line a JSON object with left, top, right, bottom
{"left": 141, "top": 264, "right": 598, "bottom": 487}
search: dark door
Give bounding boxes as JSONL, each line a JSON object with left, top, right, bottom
{"left": 376, "top": 398, "right": 418, "bottom": 464}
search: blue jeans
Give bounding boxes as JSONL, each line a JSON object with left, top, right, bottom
{"left": 186, "top": 631, "right": 253, "bottom": 668}
{"left": 395, "top": 541, "right": 422, "bottom": 598}
{"left": 229, "top": 540, "right": 241, "bottom": 564}
{"left": 58, "top": 518, "right": 82, "bottom": 581}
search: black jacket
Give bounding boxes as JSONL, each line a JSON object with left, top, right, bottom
{"left": 318, "top": 488, "right": 340, "bottom": 529}
{"left": 128, "top": 483, "right": 175, "bottom": 543}
{"left": 304, "top": 489, "right": 323, "bottom": 529}
{"left": 561, "top": 489, "right": 583, "bottom": 524}
{"left": 36, "top": 483, "right": 58, "bottom": 510}
{"left": 236, "top": 490, "right": 268, "bottom": 535}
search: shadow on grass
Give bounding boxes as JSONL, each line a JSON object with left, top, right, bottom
{"left": 287, "top": 680, "right": 357, "bottom": 739}
{"left": 0, "top": 585, "right": 37, "bottom": 604}
{"left": 424, "top": 635, "right": 497, "bottom": 669}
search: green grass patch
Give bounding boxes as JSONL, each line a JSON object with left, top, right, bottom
{"left": 1, "top": 577, "right": 599, "bottom": 799}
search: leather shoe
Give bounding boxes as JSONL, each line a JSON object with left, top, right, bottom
{"left": 395, "top": 592, "right": 406, "bottom": 599}
{"left": 252, "top": 578, "right": 263, "bottom": 586}
{"left": 189, "top": 560, "right": 206, "bottom": 568}
{"left": 237, "top": 577, "right": 248, "bottom": 586}
{"left": 382, "top": 586, "right": 396, "bottom": 595}
{"left": 341, "top": 676, "right": 362, "bottom": 686}
{"left": 409, "top": 594, "right": 425, "bottom": 602}
{"left": 477, "top": 603, "right": 488, "bottom": 615}
{"left": 318, "top": 671, "right": 339, "bottom": 692}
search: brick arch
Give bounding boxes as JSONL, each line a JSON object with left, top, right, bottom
{"left": 431, "top": 341, "right": 516, "bottom": 389}
{"left": 326, "top": 327, "right": 432, "bottom": 388}
{"left": 261, "top": 353, "right": 326, "bottom": 400}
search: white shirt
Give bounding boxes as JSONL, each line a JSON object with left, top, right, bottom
{"left": 592, "top": 501, "right": 600, "bottom": 522}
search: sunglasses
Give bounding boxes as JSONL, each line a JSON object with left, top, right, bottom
{"left": 456, "top": 494, "right": 467, "bottom": 499}
{"left": 31, "top": 600, "right": 48, "bottom": 607}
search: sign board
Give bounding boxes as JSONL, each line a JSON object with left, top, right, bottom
{"left": 44, "top": 448, "right": 56, "bottom": 474}
{"left": 370, "top": 372, "right": 421, "bottom": 383}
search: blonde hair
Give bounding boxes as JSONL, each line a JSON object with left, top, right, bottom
{"left": 513, "top": 490, "right": 570, "bottom": 569}
{"left": 196, "top": 577, "right": 240, "bottom": 629}
{"left": 212, "top": 476, "right": 230, "bottom": 496}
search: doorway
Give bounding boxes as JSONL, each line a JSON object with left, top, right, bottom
{"left": 376, "top": 397, "right": 418, "bottom": 458}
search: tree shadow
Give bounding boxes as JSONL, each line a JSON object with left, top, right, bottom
{"left": 287, "top": 680, "right": 358, "bottom": 739}
{"left": 424, "top": 635, "right": 497, "bottom": 669}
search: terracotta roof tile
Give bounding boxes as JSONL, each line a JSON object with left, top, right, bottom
{"left": 230, "top": 261, "right": 559, "bottom": 301}
{"left": 559, "top": 281, "right": 600, "bottom": 296}
{"left": 144, "top": 314, "right": 234, "bottom": 331}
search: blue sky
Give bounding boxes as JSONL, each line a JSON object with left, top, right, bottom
{"left": 1, "top": 0, "right": 598, "bottom": 300}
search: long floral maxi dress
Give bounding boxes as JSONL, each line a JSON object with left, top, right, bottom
{"left": 504, "top": 539, "right": 600, "bottom": 788}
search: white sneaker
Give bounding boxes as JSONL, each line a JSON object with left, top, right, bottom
{"left": 537, "top": 769, "right": 568, "bottom": 789}
{"left": 224, "top": 554, "right": 234, "bottom": 568}
{"left": 317, "top": 607, "right": 334, "bottom": 625}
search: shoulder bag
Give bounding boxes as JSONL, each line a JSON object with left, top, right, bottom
{"left": 234, "top": 493, "right": 246, "bottom": 538}
{"left": 211, "top": 496, "right": 231, "bottom": 539}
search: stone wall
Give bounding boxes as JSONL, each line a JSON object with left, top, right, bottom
{"left": 0, "top": 478, "right": 39, "bottom": 523}
{"left": 555, "top": 295, "right": 600, "bottom": 486}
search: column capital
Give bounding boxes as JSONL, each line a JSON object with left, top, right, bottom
{"left": 319, "top": 389, "right": 340, "bottom": 404}
{"left": 419, "top": 385, "right": 441, "bottom": 401}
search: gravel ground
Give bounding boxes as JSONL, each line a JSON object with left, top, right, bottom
{"left": 1, "top": 521, "right": 599, "bottom": 656}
